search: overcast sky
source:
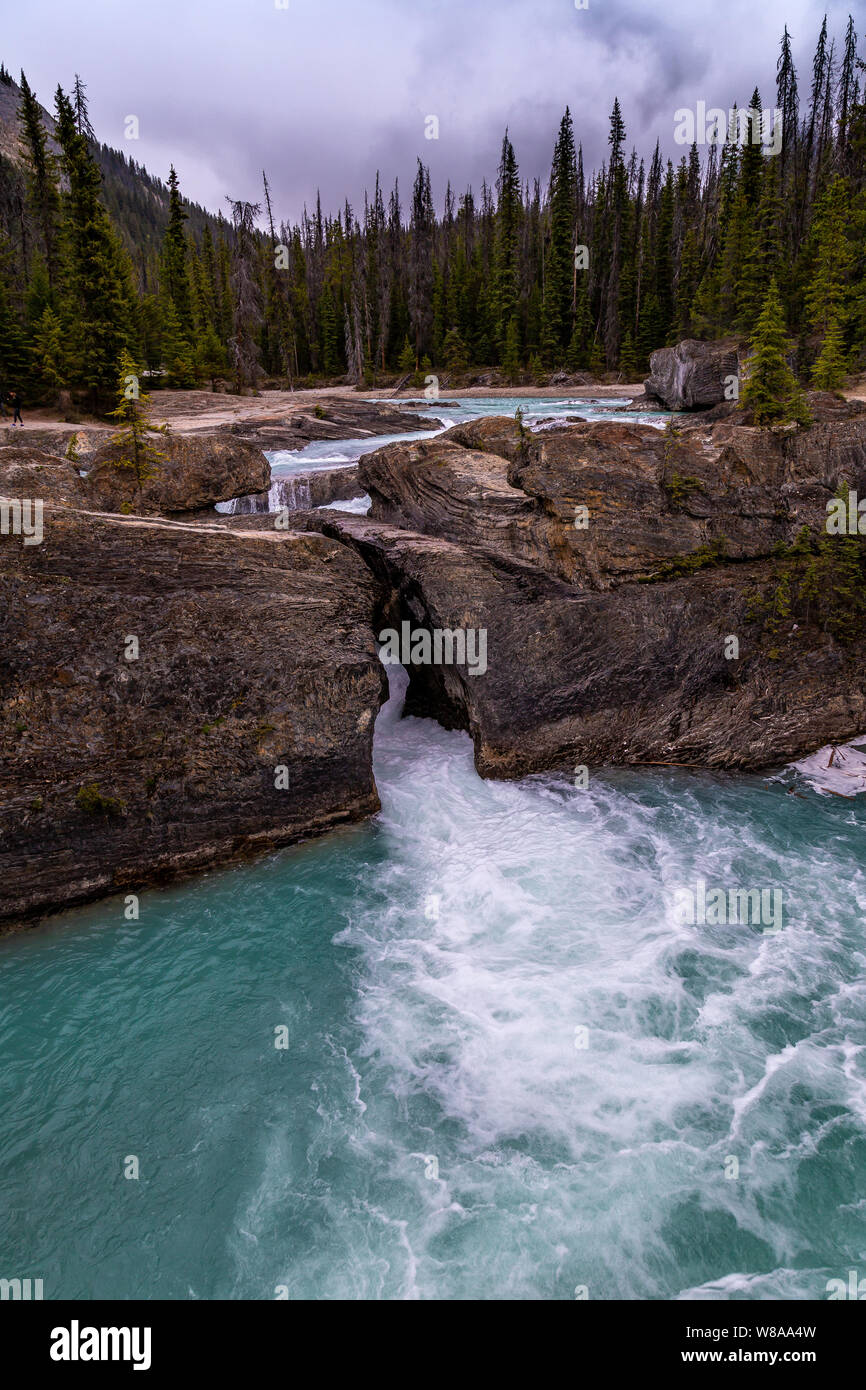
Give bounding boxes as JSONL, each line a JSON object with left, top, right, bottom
{"left": 3, "top": 0, "right": 858, "bottom": 225}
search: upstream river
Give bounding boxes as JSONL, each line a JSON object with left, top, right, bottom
{"left": 1, "top": 399, "right": 865, "bottom": 1300}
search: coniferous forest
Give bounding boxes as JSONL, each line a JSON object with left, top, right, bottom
{"left": 0, "top": 14, "right": 864, "bottom": 407}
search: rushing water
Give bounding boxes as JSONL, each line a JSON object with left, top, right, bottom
{"left": 1, "top": 664, "right": 864, "bottom": 1300}
{"left": 266, "top": 393, "right": 663, "bottom": 478}
{"left": 2, "top": 396, "right": 864, "bottom": 1301}
{"left": 219, "top": 393, "right": 664, "bottom": 516}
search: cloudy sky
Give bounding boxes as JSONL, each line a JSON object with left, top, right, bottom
{"left": 4, "top": 0, "right": 857, "bottom": 224}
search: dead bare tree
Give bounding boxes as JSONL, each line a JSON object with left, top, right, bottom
{"left": 226, "top": 197, "right": 263, "bottom": 393}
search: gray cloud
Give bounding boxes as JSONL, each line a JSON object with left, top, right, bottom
{"left": 4, "top": 0, "right": 857, "bottom": 223}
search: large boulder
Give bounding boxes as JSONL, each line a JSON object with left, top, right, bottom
{"left": 358, "top": 407, "right": 866, "bottom": 589}
{"left": 644, "top": 338, "right": 743, "bottom": 410}
{"left": 80, "top": 431, "right": 270, "bottom": 514}
{"left": 0, "top": 506, "right": 386, "bottom": 925}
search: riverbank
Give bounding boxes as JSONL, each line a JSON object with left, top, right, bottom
{"left": 5, "top": 373, "right": 866, "bottom": 440}
{"left": 0, "top": 382, "right": 646, "bottom": 439}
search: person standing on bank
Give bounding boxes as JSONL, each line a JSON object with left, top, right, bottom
{"left": 10, "top": 389, "right": 23, "bottom": 426}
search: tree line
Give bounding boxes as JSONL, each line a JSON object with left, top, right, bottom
{"left": 0, "top": 14, "right": 864, "bottom": 408}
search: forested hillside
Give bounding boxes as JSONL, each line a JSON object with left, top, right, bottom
{"left": 0, "top": 14, "right": 864, "bottom": 408}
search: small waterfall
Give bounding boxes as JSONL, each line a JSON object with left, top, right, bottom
{"left": 279, "top": 477, "right": 313, "bottom": 510}
{"left": 220, "top": 477, "right": 313, "bottom": 515}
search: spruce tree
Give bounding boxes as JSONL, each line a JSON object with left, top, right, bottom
{"left": 738, "top": 88, "right": 765, "bottom": 207}
{"left": 442, "top": 326, "right": 468, "bottom": 371}
{"left": 408, "top": 160, "right": 434, "bottom": 363}
{"left": 33, "top": 305, "right": 66, "bottom": 395}
{"left": 804, "top": 175, "right": 854, "bottom": 335}
{"left": 54, "top": 85, "right": 133, "bottom": 405}
{"left": 398, "top": 334, "right": 415, "bottom": 374}
{"left": 71, "top": 74, "right": 96, "bottom": 142}
{"left": 196, "top": 323, "right": 228, "bottom": 390}
{"left": 492, "top": 130, "right": 521, "bottom": 363}
{"left": 501, "top": 317, "right": 520, "bottom": 381}
{"left": 742, "top": 278, "right": 811, "bottom": 425}
{"left": 108, "top": 349, "right": 166, "bottom": 491}
{"left": 541, "top": 109, "right": 577, "bottom": 360}
{"left": 811, "top": 317, "right": 847, "bottom": 390}
{"left": 619, "top": 330, "right": 638, "bottom": 378}
{"left": 17, "top": 73, "right": 61, "bottom": 288}
{"left": 737, "top": 156, "right": 784, "bottom": 334}
{"left": 161, "top": 167, "right": 194, "bottom": 336}
{"left": 0, "top": 289, "right": 26, "bottom": 387}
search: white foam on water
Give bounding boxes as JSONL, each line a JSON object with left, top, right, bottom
{"left": 222, "top": 663, "right": 866, "bottom": 1297}
{"left": 240, "top": 663, "right": 863, "bottom": 1299}
{"left": 317, "top": 494, "right": 371, "bottom": 515}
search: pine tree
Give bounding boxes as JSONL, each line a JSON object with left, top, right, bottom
{"left": 442, "top": 326, "right": 468, "bottom": 371}
{"left": 108, "top": 349, "right": 166, "bottom": 491}
{"left": 737, "top": 155, "right": 784, "bottom": 334}
{"left": 674, "top": 228, "right": 700, "bottom": 337}
{"left": 33, "top": 305, "right": 66, "bottom": 394}
{"left": 398, "top": 334, "right": 415, "bottom": 374}
{"left": 742, "top": 278, "right": 811, "bottom": 425}
{"left": 655, "top": 162, "right": 675, "bottom": 343}
{"left": 0, "top": 231, "right": 28, "bottom": 387}
{"left": 161, "top": 167, "right": 194, "bottom": 335}
{"left": 408, "top": 160, "right": 434, "bottom": 363}
{"left": 804, "top": 175, "right": 854, "bottom": 335}
{"left": 738, "top": 88, "right": 765, "bottom": 207}
{"left": 196, "top": 323, "right": 228, "bottom": 390}
{"left": 493, "top": 130, "right": 521, "bottom": 359}
{"left": 318, "top": 282, "right": 341, "bottom": 376}
{"left": 775, "top": 25, "right": 799, "bottom": 202}
{"left": 811, "top": 317, "right": 847, "bottom": 390}
{"left": 71, "top": 74, "right": 96, "bottom": 142}
{"left": 501, "top": 317, "right": 520, "bottom": 381}
{"left": 541, "top": 109, "right": 577, "bottom": 360}
{"left": 54, "top": 85, "right": 133, "bottom": 405}
{"left": 619, "top": 330, "right": 638, "bottom": 378}
{"left": 262, "top": 168, "right": 297, "bottom": 383}
{"left": 17, "top": 73, "right": 61, "bottom": 288}
{"left": 601, "top": 98, "right": 629, "bottom": 366}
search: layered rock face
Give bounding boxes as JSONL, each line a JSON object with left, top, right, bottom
{"left": 304, "top": 510, "right": 866, "bottom": 778}
{"left": 0, "top": 447, "right": 386, "bottom": 928}
{"left": 359, "top": 410, "right": 866, "bottom": 588}
{"left": 643, "top": 338, "right": 743, "bottom": 410}
{"left": 80, "top": 431, "right": 270, "bottom": 514}
{"left": 293, "top": 402, "right": 866, "bottom": 778}
{"left": 228, "top": 397, "right": 442, "bottom": 450}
